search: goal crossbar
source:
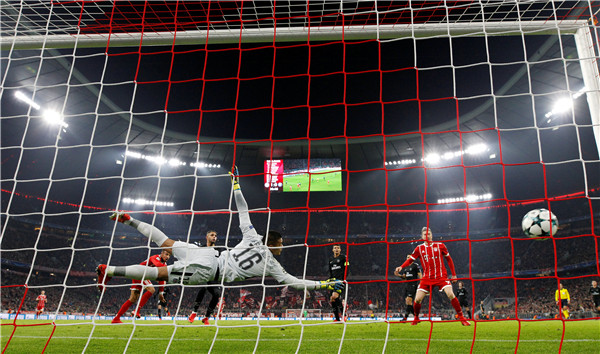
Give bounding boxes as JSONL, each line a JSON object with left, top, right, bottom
{"left": 0, "top": 20, "right": 588, "bottom": 50}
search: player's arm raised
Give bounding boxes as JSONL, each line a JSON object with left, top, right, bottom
{"left": 395, "top": 256, "right": 415, "bottom": 277}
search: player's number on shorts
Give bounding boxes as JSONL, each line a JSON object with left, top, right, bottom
{"left": 233, "top": 247, "right": 263, "bottom": 270}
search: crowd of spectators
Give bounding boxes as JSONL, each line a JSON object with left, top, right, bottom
{"left": 1, "top": 204, "right": 598, "bottom": 320}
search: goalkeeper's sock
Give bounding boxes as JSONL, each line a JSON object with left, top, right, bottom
{"left": 467, "top": 309, "right": 472, "bottom": 319}
{"left": 331, "top": 301, "right": 340, "bottom": 321}
{"left": 116, "top": 300, "right": 133, "bottom": 320}
{"left": 413, "top": 302, "right": 422, "bottom": 317}
{"left": 137, "top": 291, "right": 153, "bottom": 312}
{"left": 407, "top": 304, "right": 414, "bottom": 315}
{"left": 158, "top": 307, "right": 162, "bottom": 319}
{"left": 451, "top": 297, "right": 464, "bottom": 317}
{"left": 134, "top": 221, "right": 169, "bottom": 247}
{"left": 108, "top": 265, "right": 159, "bottom": 280}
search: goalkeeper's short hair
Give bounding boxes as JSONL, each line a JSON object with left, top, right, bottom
{"left": 265, "top": 231, "right": 282, "bottom": 246}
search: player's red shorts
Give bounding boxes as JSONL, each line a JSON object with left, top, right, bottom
{"left": 36, "top": 305, "right": 45, "bottom": 311}
{"left": 417, "top": 278, "right": 452, "bottom": 294}
{"left": 130, "top": 279, "right": 152, "bottom": 291}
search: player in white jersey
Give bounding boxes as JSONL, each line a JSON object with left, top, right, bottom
{"left": 219, "top": 166, "right": 343, "bottom": 292}
{"left": 96, "top": 167, "right": 344, "bottom": 294}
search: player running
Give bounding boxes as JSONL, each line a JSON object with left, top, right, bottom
{"left": 394, "top": 227, "right": 470, "bottom": 326}
{"left": 110, "top": 249, "right": 171, "bottom": 324}
{"left": 35, "top": 291, "right": 47, "bottom": 318}
{"left": 96, "top": 167, "right": 344, "bottom": 295}
{"left": 590, "top": 280, "right": 600, "bottom": 313}
{"left": 328, "top": 244, "right": 348, "bottom": 322}
{"left": 188, "top": 230, "right": 223, "bottom": 325}
{"left": 397, "top": 255, "right": 421, "bottom": 322}
{"left": 157, "top": 286, "right": 172, "bottom": 320}
{"left": 456, "top": 281, "right": 472, "bottom": 319}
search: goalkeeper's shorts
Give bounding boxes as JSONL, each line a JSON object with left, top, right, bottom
{"left": 168, "top": 241, "right": 219, "bottom": 285}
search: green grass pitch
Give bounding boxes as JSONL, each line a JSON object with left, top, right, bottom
{"left": 283, "top": 170, "right": 342, "bottom": 192}
{"left": 2, "top": 319, "right": 599, "bottom": 353}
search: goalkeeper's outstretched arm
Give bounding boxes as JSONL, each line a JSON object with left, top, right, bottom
{"left": 269, "top": 258, "right": 344, "bottom": 292}
{"left": 230, "top": 166, "right": 257, "bottom": 237}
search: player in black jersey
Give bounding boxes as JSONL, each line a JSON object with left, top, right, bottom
{"left": 157, "top": 286, "right": 172, "bottom": 319}
{"left": 397, "top": 256, "right": 421, "bottom": 321}
{"left": 329, "top": 244, "right": 348, "bottom": 322}
{"left": 590, "top": 280, "right": 600, "bottom": 313}
{"left": 456, "top": 281, "right": 472, "bottom": 319}
{"left": 188, "top": 230, "right": 223, "bottom": 325}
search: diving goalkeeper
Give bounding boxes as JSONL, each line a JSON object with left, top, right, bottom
{"left": 96, "top": 167, "right": 343, "bottom": 294}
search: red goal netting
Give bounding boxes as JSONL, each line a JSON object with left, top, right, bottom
{"left": 1, "top": 1, "right": 599, "bottom": 353}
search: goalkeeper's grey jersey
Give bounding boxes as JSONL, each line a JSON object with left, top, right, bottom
{"left": 218, "top": 233, "right": 322, "bottom": 290}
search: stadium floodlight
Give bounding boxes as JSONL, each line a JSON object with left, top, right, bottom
{"left": 424, "top": 153, "right": 441, "bottom": 164}
{"left": 14, "top": 90, "right": 41, "bottom": 110}
{"left": 438, "top": 193, "right": 492, "bottom": 204}
{"left": 43, "top": 110, "right": 68, "bottom": 127}
{"left": 168, "top": 158, "right": 184, "bottom": 166}
{"left": 122, "top": 197, "right": 174, "bottom": 207}
{"left": 544, "top": 87, "right": 586, "bottom": 119}
{"left": 124, "top": 150, "right": 219, "bottom": 169}
{"left": 125, "top": 150, "right": 142, "bottom": 159}
{"left": 385, "top": 159, "right": 417, "bottom": 166}
{"left": 552, "top": 97, "right": 573, "bottom": 114}
{"left": 465, "top": 144, "right": 487, "bottom": 155}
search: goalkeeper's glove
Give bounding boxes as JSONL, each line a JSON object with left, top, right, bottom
{"left": 229, "top": 165, "right": 240, "bottom": 191}
{"left": 319, "top": 278, "right": 345, "bottom": 293}
{"left": 109, "top": 211, "right": 131, "bottom": 224}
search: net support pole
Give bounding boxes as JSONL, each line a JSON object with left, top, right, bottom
{"left": 574, "top": 26, "right": 600, "bottom": 158}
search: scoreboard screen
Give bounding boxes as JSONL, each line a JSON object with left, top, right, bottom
{"left": 264, "top": 159, "right": 342, "bottom": 192}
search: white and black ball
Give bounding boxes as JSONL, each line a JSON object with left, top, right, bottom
{"left": 522, "top": 208, "right": 558, "bottom": 238}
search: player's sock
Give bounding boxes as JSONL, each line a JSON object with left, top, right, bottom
{"left": 413, "top": 302, "right": 421, "bottom": 317}
{"left": 134, "top": 221, "right": 169, "bottom": 247}
{"left": 407, "top": 304, "right": 414, "bottom": 316}
{"left": 331, "top": 300, "right": 340, "bottom": 321}
{"left": 450, "top": 298, "right": 465, "bottom": 317}
{"left": 206, "top": 295, "right": 220, "bottom": 318}
{"left": 467, "top": 310, "right": 472, "bottom": 319}
{"left": 136, "top": 291, "right": 153, "bottom": 314}
{"left": 108, "top": 265, "right": 159, "bottom": 280}
{"left": 158, "top": 307, "right": 162, "bottom": 319}
{"left": 115, "top": 300, "right": 133, "bottom": 320}
{"left": 335, "top": 298, "right": 344, "bottom": 320}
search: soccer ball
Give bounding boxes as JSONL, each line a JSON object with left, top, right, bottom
{"left": 521, "top": 208, "right": 558, "bottom": 238}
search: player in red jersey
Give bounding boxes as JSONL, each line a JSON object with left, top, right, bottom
{"left": 35, "top": 291, "right": 47, "bottom": 318}
{"left": 110, "top": 249, "right": 171, "bottom": 324}
{"left": 394, "top": 227, "right": 470, "bottom": 326}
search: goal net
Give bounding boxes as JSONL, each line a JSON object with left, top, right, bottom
{"left": 285, "top": 309, "right": 322, "bottom": 319}
{"left": 1, "top": 1, "right": 599, "bottom": 353}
